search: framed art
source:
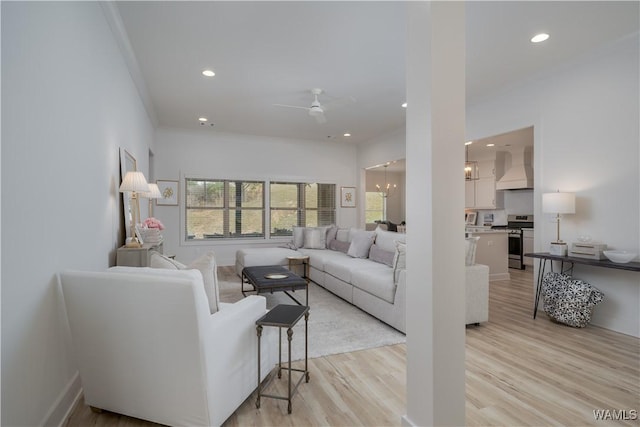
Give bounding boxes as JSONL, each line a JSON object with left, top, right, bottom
{"left": 465, "top": 212, "right": 477, "bottom": 225}
{"left": 341, "top": 186, "right": 356, "bottom": 208}
{"left": 156, "top": 180, "right": 179, "bottom": 206}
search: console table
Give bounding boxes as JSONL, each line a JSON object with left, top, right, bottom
{"left": 116, "top": 242, "right": 163, "bottom": 267}
{"left": 525, "top": 252, "right": 640, "bottom": 319}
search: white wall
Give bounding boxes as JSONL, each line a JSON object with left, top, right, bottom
{"left": 467, "top": 34, "right": 640, "bottom": 337}
{"left": 1, "top": 2, "right": 154, "bottom": 425}
{"left": 153, "top": 127, "right": 358, "bottom": 266}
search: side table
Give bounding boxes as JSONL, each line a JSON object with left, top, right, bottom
{"left": 287, "top": 255, "right": 310, "bottom": 280}
{"left": 256, "top": 304, "right": 309, "bottom": 414}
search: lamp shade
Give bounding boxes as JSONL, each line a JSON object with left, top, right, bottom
{"left": 119, "top": 171, "right": 149, "bottom": 193}
{"left": 140, "top": 183, "right": 162, "bottom": 199}
{"left": 542, "top": 192, "right": 575, "bottom": 214}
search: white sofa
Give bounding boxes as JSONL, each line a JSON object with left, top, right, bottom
{"left": 236, "top": 227, "right": 490, "bottom": 333}
{"left": 60, "top": 265, "right": 278, "bottom": 427}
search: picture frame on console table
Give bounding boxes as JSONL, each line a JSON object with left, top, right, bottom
{"left": 156, "top": 180, "right": 179, "bottom": 206}
{"left": 341, "top": 186, "right": 356, "bottom": 208}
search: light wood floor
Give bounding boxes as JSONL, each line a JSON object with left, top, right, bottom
{"left": 65, "top": 268, "right": 639, "bottom": 426}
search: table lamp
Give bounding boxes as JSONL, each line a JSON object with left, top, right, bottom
{"left": 542, "top": 190, "right": 575, "bottom": 256}
{"left": 140, "top": 183, "right": 162, "bottom": 217}
{"left": 119, "top": 171, "right": 149, "bottom": 248}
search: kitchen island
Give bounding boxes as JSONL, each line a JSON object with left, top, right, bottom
{"left": 468, "top": 230, "right": 510, "bottom": 281}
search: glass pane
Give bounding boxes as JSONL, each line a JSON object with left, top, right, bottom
{"left": 229, "top": 181, "right": 263, "bottom": 208}
{"left": 186, "top": 180, "right": 205, "bottom": 207}
{"left": 230, "top": 209, "right": 264, "bottom": 237}
{"left": 365, "top": 192, "right": 384, "bottom": 223}
{"left": 305, "top": 183, "right": 318, "bottom": 208}
{"left": 186, "top": 209, "right": 224, "bottom": 239}
{"left": 270, "top": 209, "right": 297, "bottom": 235}
{"left": 271, "top": 183, "right": 298, "bottom": 208}
{"left": 205, "top": 181, "right": 224, "bottom": 207}
{"left": 304, "top": 209, "right": 336, "bottom": 227}
{"left": 317, "top": 183, "right": 336, "bottom": 208}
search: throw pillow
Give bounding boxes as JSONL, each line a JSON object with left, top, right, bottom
{"left": 347, "top": 230, "right": 376, "bottom": 258}
{"left": 374, "top": 226, "right": 406, "bottom": 253}
{"left": 326, "top": 225, "right": 339, "bottom": 243}
{"left": 292, "top": 226, "right": 306, "bottom": 248}
{"left": 393, "top": 241, "right": 407, "bottom": 284}
{"left": 328, "top": 238, "right": 350, "bottom": 254}
{"left": 465, "top": 236, "right": 480, "bottom": 266}
{"left": 336, "top": 228, "right": 350, "bottom": 242}
{"left": 303, "top": 227, "right": 326, "bottom": 249}
{"left": 186, "top": 252, "right": 220, "bottom": 314}
{"left": 369, "top": 244, "right": 395, "bottom": 267}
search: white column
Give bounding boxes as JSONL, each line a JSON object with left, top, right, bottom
{"left": 404, "top": 2, "right": 466, "bottom": 426}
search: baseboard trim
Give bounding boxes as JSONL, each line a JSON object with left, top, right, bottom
{"left": 489, "top": 272, "right": 511, "bottom": 281}
{"left": 41, "top": 372, "right": 83, "bottom": 427}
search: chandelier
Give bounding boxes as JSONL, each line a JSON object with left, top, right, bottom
{"left": 376, "top": 164, "right": 397, "bottom": 198}
{"left": 465, "top": 142, "right": 478, "bottom": 181}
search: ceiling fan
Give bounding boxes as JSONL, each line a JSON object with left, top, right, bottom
{"left": 273, "top": 88, "right": 355, "bottom": 124}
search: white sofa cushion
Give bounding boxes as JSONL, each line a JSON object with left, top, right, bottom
{"left": 324, "top": 257, "right": 375, "bottom": 283}
{"left": 351, "top": 266, "right": 397, "bottom": 304}
{"left": 298, "top": 248, "right": 347, "bottom": 270}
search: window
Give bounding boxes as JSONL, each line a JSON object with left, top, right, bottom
{"left": 270, "top": 182, "right": 336, "bottom": 236}
{"left": 365, "top": 191, "right": 385, "bottom": 223}
{"left": 186, "top": 179, "right": 264, "bottom": 239}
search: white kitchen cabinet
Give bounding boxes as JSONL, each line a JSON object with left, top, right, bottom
{"left": 464, "top": 156, "right": 504, "bottom": 209}
{"left": 465, "top": 180, "right": 475, "bottom": 208}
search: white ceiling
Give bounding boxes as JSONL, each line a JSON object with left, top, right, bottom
{"left": 115, "top": 1, "right": 639, "bottom": 145}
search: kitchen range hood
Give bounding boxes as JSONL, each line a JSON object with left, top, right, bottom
{"left": 496, "top": 146, "right": 533, "bottom": 190}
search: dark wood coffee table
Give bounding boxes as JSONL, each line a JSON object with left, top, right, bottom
{"left": 241, "top": 265, "right": 309, "bottom": 306}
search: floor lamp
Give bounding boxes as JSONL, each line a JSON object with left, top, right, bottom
{"left": 542, "top": 190, "right": 575, "bottom": 256}
{"left": 119, "top": 171, "right": 149, "bottom": 248}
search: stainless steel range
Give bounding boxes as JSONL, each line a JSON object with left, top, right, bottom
{"left": 494, "top": 215, "right": 534, "bottom": 270}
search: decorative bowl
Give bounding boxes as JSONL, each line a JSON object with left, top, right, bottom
{"left": 603, "top": 250, "right": 637, "bottom": 264}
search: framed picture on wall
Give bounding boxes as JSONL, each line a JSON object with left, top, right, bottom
{"left": 341, "top": 186, "right": 356, "bottom": 208}
{"left": 465, "top": 212, "right": 477, "bottom": 225}
{"left": 156, "top": 180, "right": 179, "bottom": 206}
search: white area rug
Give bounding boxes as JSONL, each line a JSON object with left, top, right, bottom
{"left": 218, "top": 276, "right": 406, "bottom": 361}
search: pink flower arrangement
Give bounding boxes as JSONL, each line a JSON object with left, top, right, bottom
{"left": 143, "top": 217, "right": 165, "bottom": 230}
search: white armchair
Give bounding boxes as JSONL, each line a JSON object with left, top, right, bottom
{"left": 60, "top": 267, "right": 277, "bottom": 427}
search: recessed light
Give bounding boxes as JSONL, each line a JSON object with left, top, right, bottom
{"left": 531, "top": 33, "right": 549, "bottom": 43}
{"left": 401, "top": 102, "right": 407, "bottom": 108}
{"left": 465, "top": 141, "right": 473, "bottom": 145}
{"left": 198, "top": 117, "right": 208, "bottom": 122}
{"left": 202, "top": 69, "right": 215, "bottom": 77}
{"left": 343, "top": 133, "right": 351, "bottom": 137}
{"left": 486, "top": 143, "right": 495, "bottom": 147}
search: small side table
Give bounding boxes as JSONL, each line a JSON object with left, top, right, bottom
{"left": 256, "top": 304, "right": 309, "bottom": 414}
{"left": 287, "top": 255, "right": 310, "bottom": 280}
